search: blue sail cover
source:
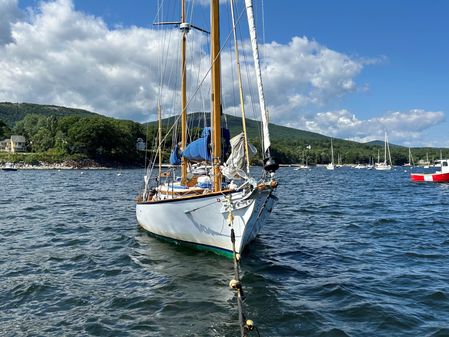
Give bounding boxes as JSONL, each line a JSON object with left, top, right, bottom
{"left": 169, "top": 144, "right": 181, "bottom": 165}
{"left": 182, "top": 127, "right": 211, "bottom": 162}
{"left": 182, "top": 127, "right": 231, "bottom": 162}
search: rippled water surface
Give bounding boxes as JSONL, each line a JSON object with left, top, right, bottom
{"left": 1, "top": 167, "right": 449, "bottom": 336}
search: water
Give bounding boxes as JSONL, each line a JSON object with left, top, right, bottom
{"left": 1, "top": 167, "right": 449, "bottom": 336}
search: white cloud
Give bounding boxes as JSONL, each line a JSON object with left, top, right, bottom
{"left": 0, "top": 0, "right": 21, "bottom": 45}
{"left": 297, "top": 108, "right": 445, "bottom": 145}
{"left": 0, "top": 0, "right": 373, "bottom": 124}
{"left": 253, "top": 36, "right": 369, "bottom": 124}
{"left": 5, "top": 0, "right": 439, "bottom": 147}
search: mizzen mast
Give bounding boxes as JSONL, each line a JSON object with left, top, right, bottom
{"left": 211, "top": 0, "right": 222, "bottom": 191}
{"left": 180, "top": 0, "right": 188, "bottom": 185}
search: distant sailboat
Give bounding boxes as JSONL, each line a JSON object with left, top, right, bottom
{"left": 295, "top": 150, "right": 309, "bottom": 169}
{"left": 366, "top": 157, "right": 374, "bottom": 170}
{"left": 375, "top": 131, "right": 392, "bottom": 171}
{"left": 404, "top": 147, "right": 414, "bottom": 167}
{"left": 424, "top": 153, "right": 430, "bottom": 168}
{"left": 336, "top": 153, "right": 343, "bottom": 168}
{"left": 326, "top": 138, "right": 335, "bottom": 170}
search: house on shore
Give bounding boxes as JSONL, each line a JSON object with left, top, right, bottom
{"left": 0, "top": 135, "right": 27, "bottom": 153}
{"left": 0, "top": 139, "right": 9, "bottom": 151}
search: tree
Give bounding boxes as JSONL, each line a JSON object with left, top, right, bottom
{"left": 0, "top": 120, "right": 11, "bottom": 139}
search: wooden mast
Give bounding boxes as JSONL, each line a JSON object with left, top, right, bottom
{"left": 211, "top": 0, "right": 221, "bottom": 191}
{"left": 158, "top": 103, "right": 162, "bottom": 178}
{"left": 180, "top": 0, "right": 188, "bottom": 185}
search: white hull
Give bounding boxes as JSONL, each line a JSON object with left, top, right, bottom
{"left": 136, "top": 189, "right": 276, "bottom": 255}
{"left": 294, "top": 165, "right": 309, "bottom": 170}
{"left": 375, "top": 164, "right": 392, "bottom": 171}
{"left": 326, "top": 164, "right": 335, "bottom": 170}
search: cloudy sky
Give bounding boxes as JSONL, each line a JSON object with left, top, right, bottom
{"left": 1, "top": 0, "right": 448, "bottom": 146}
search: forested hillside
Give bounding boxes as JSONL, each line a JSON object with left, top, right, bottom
{"left": 0, "top": 102, "right": 98, "bottom": 128}
{"left": 1, "top": 103, "right": 448, "bottom": 166}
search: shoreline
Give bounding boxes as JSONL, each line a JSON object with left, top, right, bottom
{"left": 0, "top": 160, "right": 139, "bottom": 170}
{"left": 0, "top": 162, "right": 111, "bottom": 170}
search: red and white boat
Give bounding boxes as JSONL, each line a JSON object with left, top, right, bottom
{"left": 410, "top": 159, "right": 449, "bottom": 183}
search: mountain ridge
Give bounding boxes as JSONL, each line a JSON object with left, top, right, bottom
{"left": 1, "top": 102, "right": 447, "bottom": 165}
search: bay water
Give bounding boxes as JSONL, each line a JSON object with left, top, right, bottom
{"left": 1, "top": 167, "right": 448, "bottom": 336}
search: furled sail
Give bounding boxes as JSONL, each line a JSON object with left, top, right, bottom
{"left": 221, "top": 132, "right": 257, "bottom": 179}
{"left": 245, "top": 0, "right": 271, "bottom": 155}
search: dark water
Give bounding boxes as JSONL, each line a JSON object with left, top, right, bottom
{"left": 1, "top": 167, "right": 449, "bottom": 336}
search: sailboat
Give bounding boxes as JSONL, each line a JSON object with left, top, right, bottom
{"left": 326, "top": 138, "right": 335, "bottom": 170}
{"left": 403, "top": 147, "right": 414, "bottom": 167}
{"left": 337, "top": 153, "right": 343, "bottom": 168}
{"left": 423, "top": 153, "right": 430, "bottom": 168}
{"left": 294, "top": 150, "right": 309, "bottom": 170}
{"left": 375, "top": 131, "right": 392, "bottom": 171}
{"left": 366, "top": 157, "right": 374, "bottom": 170}
{"left": 136, "top": 0, "right": 278, "bottom": 256}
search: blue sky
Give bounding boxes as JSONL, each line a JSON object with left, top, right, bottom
{"left": 2, "top": 0, "right": 448, "bottom": 146}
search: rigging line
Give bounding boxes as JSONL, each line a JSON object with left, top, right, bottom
{"left": 238, "top": 17, "right": 263, "bottom": 157}
{"left": 189, "top": 0, "right": 195, "bottom": 27}
{"left": 148, "top": 0, "right": 165, "bottom": 181}
{"left": 158, "top": 12, "right": 179, "bottom": 170}
{"left": 158, "top": 2, "right": 174, "bottom": 93}
{"left": 230, "top": 0, "right": 251, "bottom": 174}
{"left": 150, "top": 0, "right": 249, "bottom": 179}
{"left": 146, "top": 121, "right": 163, "bottom": 191}
{"left": 160, "top": 3, "right": 180, "bottom": 91}
{"left": 179, "top": 3, "right": 247, "bottom": 119}
{"left": 155, "top": 7, "right": 247, "bottom": 144}
{"left": 152, "top": 0, "right": 166, "bottom": 25}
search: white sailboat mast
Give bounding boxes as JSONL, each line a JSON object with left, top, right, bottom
{"left": 244, "top": 0, "right": 271, "bottom": 155}
{"left": 385, "top": 133, "right": 393, "bottom": 165}
{"left": 331, "top": 138, "right": 334, "bottom": 164}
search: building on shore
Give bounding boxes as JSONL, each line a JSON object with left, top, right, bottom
{"left": 0, "top": 135, "right": 27, "bottom": 153}
{"left": 0, "top": 139, "right": 9, "bottom": 151}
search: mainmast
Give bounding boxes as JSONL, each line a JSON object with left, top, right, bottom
{"left": 180, "top": 0, "right": 188, "bottom": 185}
{"left": 211, "top": 0, "right": 221, "bottom": 191}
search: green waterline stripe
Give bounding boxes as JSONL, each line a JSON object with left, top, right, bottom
{"left": 140, "top": 226, "right": 234, "bottom": 258}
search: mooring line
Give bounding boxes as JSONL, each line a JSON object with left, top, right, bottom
{"left": 226, "top": 195, "right": 260, "bottom": 337}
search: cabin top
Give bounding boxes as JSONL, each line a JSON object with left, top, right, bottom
{"left": 436, "top": 159, "right": 449, "bottom": 173}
